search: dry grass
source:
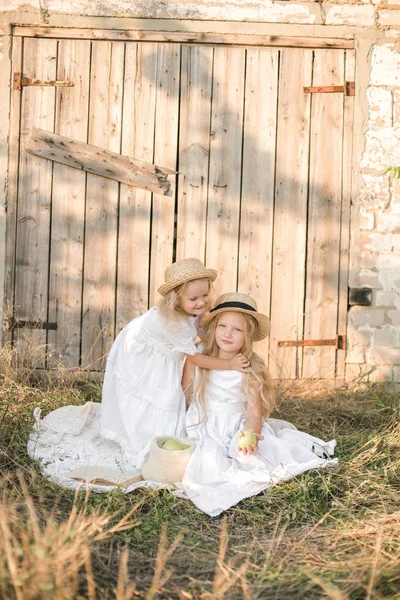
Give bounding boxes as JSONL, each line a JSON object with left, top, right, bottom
{"left": 249, "top": 509, "right": 400, "bottom": 599}
{"left": 0, "top": 476, "right": 142, "bottom": 600}
{"left": 1, "top": 342, "right": 400, "bottom": 598}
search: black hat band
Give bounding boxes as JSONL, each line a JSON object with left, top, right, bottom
{"left": 210, "top": 301, "right": 257, "bottom": 314}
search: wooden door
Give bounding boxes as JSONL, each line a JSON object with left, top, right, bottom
{"left": 5, "top": 32, "right": 354, "bottom": 378}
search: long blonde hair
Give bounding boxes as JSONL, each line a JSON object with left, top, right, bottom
{"left": 193, "top": 313, "right": 275, "bottom": 423}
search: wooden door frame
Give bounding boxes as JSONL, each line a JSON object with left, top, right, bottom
{"left": 4, "top": 36, "right": 353, "bottom": 378}
{"left": 0, "top": 13, "right": 382, "bottom": 360}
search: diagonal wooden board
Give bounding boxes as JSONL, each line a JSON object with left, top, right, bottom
{"left": 26, "top": 127, "right": 177, "bottom": 195}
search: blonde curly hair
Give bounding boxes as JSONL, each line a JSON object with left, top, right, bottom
{"left": 158, "top": 278, "right": 214, "bottom": 323}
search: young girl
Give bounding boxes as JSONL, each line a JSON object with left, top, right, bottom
{"left": 100, "top": 258, "right": 249, "bottom": 468}
{"left": 182, "top": 292, "right": 336, "bottom": 517}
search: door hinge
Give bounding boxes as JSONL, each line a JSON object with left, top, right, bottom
{"left": 13, "top": 72, "right": 74, "bottom": 91}
{"left": 278, "top": 335, "right": 346, "bottom": 350}
{"left": 3, "top": 317, "right": 57, "bottom": 332}
{"left": 304, "top": 82, "right": 355, "bottom": 96}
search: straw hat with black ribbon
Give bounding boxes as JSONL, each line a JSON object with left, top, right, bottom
{"left": 158, "top": 258, "right": 217, "bottom": 297}
{"left": 141, "top": 436, "right": 196, "bottom": 483}
{"left": 200, "top": 292, "right": 270, "bottom": 341}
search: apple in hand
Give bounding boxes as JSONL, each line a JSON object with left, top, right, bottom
{"left": 237, "top": 430, "right": 257, "bottom": 451}
{"left": 162, "top": 439, "right": 190, "bottom": 451}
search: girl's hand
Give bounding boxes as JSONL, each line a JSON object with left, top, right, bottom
{"left": 229, "top": 353, "right": 250, "bottom": 372}
{"left": 237, "top": 431, "right": 264, "bottom": 455}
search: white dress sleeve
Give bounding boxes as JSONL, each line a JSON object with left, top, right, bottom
{"left": 162, "top": 318, "right": 199, "bottom": 356}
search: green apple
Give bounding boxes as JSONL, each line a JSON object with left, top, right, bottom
{"left": 162, "top": 439, "right": 190, "bottom": 451}
{"left": 237, "top": 430, "right": 257, "bottom": 450}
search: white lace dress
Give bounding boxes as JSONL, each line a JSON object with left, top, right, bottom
{"left": 101, "top": 308, "right": 199, "bottom": 468}
{"left": 183, "top": 370, "right": 337, "bottom": 517}
{"left": 27, "top": 308, "right": 200, "bottom": 489}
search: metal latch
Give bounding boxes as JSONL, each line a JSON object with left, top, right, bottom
{"left": 13, "top": 73, "right": 74, "bottom": 91}
{"left": 348, "top": 288, "right": 372, "bottom": 307}
{"left": 278, "top": 335, "right": 346, "bottom": 350}
{"left": 3, "top": 317, "right": 57, "bottom": 332}
{"left": 304, "top": 82, "right": 354, "bottom": 96}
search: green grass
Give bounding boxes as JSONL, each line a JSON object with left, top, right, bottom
{"left": 1, "top": 358, "right": 400, "bottom": 599}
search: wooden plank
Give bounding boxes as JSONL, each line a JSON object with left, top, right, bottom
{"left": 47, "top": 39, "right": 91, "bottom": 367}
{"left": 238, "top": 48, "right": 279, "bottom": 365}
{"left": 3, "top": 36, "right": 23, "bottom": 346}
{"left": 27, "top": 128, "right": 174, "bottom": 194}
{"left": 269, "top": 48, "right": 313, "bottom": 379}
{"left": 81, "top": 41, "right": 124, "bottom": 370}
{"left": 302, "top": 49, "right": 345, "bottom": 379}
{"left": 14, "top": 37, "right": 58, "bottom": 367}
{"left": 149, "top": 43, "right": 181, "bottom": 306}
{"left": 205, "top": 46, "right": 246, "bottom": 295}
{"left": 337, "top": 49, "right": 355, "bottom": 378}
{"left": 116, "top": 42, "right": 157, "bottom": 331}
{"left": 13, "top": 27, "right": 355, "bottom": 49}
{"left": 176, "top": 45, "right": 213, "bottom": 262}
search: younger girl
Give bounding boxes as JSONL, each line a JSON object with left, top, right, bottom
{"left": 101, "top": 258, "right": 249, "bottom": 468}
{"left": 182, "top": 292, "right": 336, "bottom": 517}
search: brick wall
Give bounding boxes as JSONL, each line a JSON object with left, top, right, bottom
{"left": 348, "top": 40, "right": 400, "bottom": 383}
{"left": 1, "top": 0, "right": 399, "bottom": 25}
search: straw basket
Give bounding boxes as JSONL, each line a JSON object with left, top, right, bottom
{"left": 141, "top": 436, "right": 196, "bottom": 483}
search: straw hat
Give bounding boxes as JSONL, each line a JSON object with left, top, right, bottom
{"left": 158, "top": 258, "right": 217, "bottom": 297}
{"left": 141, "top": 436, "right": 196, "bottom": 483}
{"left": 200, "top": 292, "right": 270, "bottom": 341}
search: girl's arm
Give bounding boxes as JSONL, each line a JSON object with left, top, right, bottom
{"left": 245, "top": 383, "right": 264, "bottom": 434}
{"left": 181, "top": 358, "right": 195, "bottom": 408}
{"left": 184, "top": 352, "right": 250, "bottom": 372}
{"left": 238, "top": 383, "right": 265, "bottom": 455}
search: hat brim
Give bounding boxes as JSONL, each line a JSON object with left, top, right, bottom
{"left": 158, "top": 268, "right": 217, "bottom": 296}
{"left": 200, "top": 307, "right": 270, "bottom": 341}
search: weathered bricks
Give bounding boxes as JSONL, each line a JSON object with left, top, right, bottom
{"left": 350, "top": 307, "right": 385, "bottom": 327}
{"left": 322, "top": 4, "right": 375, "bottom": 26}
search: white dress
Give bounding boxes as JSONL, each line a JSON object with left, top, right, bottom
{"left": 27, "top": 308, "right": 200, "bottom": 488}
{"left": 183, "top": 370, "right": 337, "bottom": 517}
{"left": 101, "top": 308, "right": 199, "bottom": 468}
